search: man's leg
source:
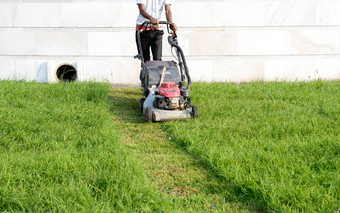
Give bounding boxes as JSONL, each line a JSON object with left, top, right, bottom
{"left": 151, "top": 30, "right": 164, "bottom": 60}
{"left": 136, "top": 31, "right": 152, "bottom": 61}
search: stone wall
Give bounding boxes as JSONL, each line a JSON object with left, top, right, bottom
{"left": 0, "top": 0, "right": 340, "bottom": 84}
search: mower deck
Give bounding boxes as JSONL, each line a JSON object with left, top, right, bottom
{"left": 141, "top": 87, "right": 192, "bottom": 122}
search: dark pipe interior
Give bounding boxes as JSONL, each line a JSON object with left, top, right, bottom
{"left": 56, "top": 64, "right": 77, "bottom": 82}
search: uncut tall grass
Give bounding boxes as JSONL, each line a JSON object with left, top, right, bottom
{"left": 164, "top": 81, "right": 340, "bottom": 212}
{"left": 0, "top": 81, "right": 170, "bottom": 212}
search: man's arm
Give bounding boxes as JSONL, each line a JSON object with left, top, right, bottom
{"left": 138, "top": 4, "right": 158, "bottom": 25}
{"left": 165, "top": 4, "right": 177, "bottom": 31}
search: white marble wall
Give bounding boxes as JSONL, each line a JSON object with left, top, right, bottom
{"left": 0, "top": 0, "right": 340, "bottom": 83}
{"left": 4, "top": 1, "right": 340, "bottom": 27}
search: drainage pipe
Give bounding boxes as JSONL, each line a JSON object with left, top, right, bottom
{"left": 55, "top": 63, "right": 77, "bottom": 82}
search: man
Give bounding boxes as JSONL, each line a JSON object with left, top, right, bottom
{"left": 136, "top": 0, "right": 177, "bottom": 61}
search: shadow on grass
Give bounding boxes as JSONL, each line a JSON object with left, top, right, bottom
{"left": 163, "top": 127, "right": 269, "bottom": 212}
{"left": 109, "top": 89, "right": 263, "bottom": 212}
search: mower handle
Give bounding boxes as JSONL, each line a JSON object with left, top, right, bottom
{"left": 136, "top": 21, "right": 190, "bottom": 89}
{"left": 137, "top": 21, "right": 177, "bottom": 36}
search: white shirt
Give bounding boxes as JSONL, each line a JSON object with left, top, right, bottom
{"left": 136, "top": 0, "right": 172, "bottom": 25}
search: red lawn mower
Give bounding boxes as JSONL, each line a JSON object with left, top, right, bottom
{"left": 135, "top": 21, "right": 198, "bottom": 122}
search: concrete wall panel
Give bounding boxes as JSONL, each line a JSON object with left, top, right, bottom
{"left": 10, "top": 2, "right": 138, "bottom": 28}
{"left": 236, "top": 31, "right": 292, "bottom": 56}
{"left": 61, "top": 3, "right": 112, "bottom": 27}
{"left": 14, "top": 60, "right": 40, "bottom": 81}
{"left": 264, "top": 58, "right": 316, "bottom": 81}
{"left": 81, "top": 59, "right": 140, "bottom": 84}
{"left": 318, "top": 1, "right": 340, "bottom": 25}
{"left": 36, "top": 32, "right": 88, "bottom": 56}
{"left": 110, "top": 3, "right": 139, "bottom": 28}
{"left": 187, "top": 60, "right": 213, "bottom": 82}
{"left": 88, "top": 32, "right": 135, "bottom": 56}
{"left": 173, "top": 2, "right": 265, "bottom": 27}
{"left": 213, "top": 58, "right": 265, "bottom": 83}
{"left": 0, "top": 4, "right": 12, "bottom": 27}
{"left": 0, "top": 59, "right": 16, "bottom": 80}
{"left": 265, "top": 1, "right": 317, "bottom": 26}
{"left": 0, "top": 32, "right": 36, "bottom": 55}
{"left": 316, "top": 59, "right": 340, "bottom": 80}
{"left": 292, "top": 30, "right": 340, "bottom": 55}
{"left": 13, "top": 3, "right": 61, "bottom": 27}
{"left": 188, "top": 30, "right": 237, "bottom": 56}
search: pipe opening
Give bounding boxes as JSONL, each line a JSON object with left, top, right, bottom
{"left": 56, "top": 64, "right": 77, "bottom": 82}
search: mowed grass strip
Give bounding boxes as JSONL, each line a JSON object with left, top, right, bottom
{"left": 110, "top": 88, "right": 256, "bottom": 212}
{"left": 0, "top": 81, "right": 172, "bottom": 212}
{"left": 163, "top": 81, "right": 340, "bottom": 212}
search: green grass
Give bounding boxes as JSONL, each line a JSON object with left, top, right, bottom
{"left": 1, "top": 80, "right": 339, "bottom": 212}
{"left": 0, "top": 81, "right": 172, "bottom": 212}
{"left": 110, "top": 88, "right": 256, "bottom": 212}
{"left": 164, "top": 81, "right": 340, "bottom": 212}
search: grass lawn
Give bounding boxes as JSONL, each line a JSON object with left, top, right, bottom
{"left": 0, "top": 80, "right": 339, "bottom": 212}
{"left": 164, "top": 81, "right": 340, "bottom": 212}
{"left": 110, "top": 88, "right": 255, "bottom": 212}
{"left": 0, "top": 81, "right": 172, "bottom": 212}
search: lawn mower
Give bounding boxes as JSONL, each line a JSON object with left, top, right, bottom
{"left": 135, "top": 21, "right": 198, "bottom": 122}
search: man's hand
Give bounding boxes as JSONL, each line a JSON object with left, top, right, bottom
{"left": 150, "top": 17, "right": 159, "bottom": 26}
{"left": 170, "top": 23, "right": 177, "bottom": 31}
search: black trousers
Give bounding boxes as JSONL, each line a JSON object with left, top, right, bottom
{"left": 136, "top": 30, "right": 164, "bottom": 61}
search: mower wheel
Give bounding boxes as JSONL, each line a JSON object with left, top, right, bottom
{"left": 192, "top": 105, "right": 199, "bottom": 118}
{"left": 146, "top": 107, "right": 153, "bottom": 123}
{"left": 139, "top": 98, "right": 145, "bottom": 114}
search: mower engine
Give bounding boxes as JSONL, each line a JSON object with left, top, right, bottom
{"left": 154, "top": 82, "right": 188, "bottom": 110}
